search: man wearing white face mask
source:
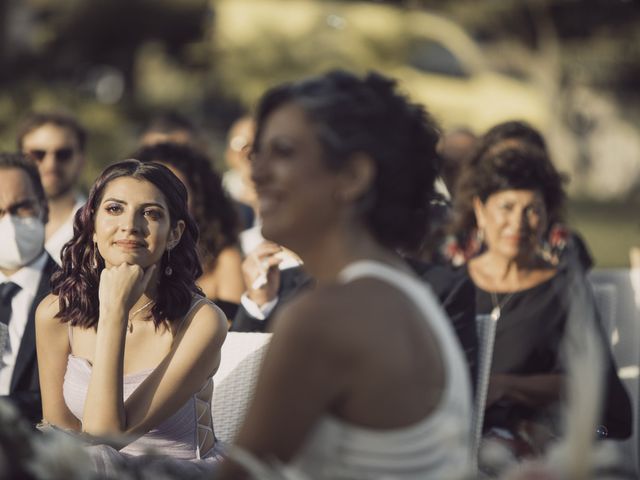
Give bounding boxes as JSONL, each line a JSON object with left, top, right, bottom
{"left": 0, "top": 152, "right": 57, "bottom": 424}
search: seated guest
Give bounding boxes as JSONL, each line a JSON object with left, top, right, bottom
{"left": 441, "top": 121, "right": 593, "bottom": 270}
{"left": 223, "top": 115, "right": 258, "bottom": 231}
{"left": 17, "top": 112, "right": 87, "bottom": 265}
{"left": 232, "top": 241, "right": 478, "bottom": 387}
{"left": 135, "top": 142, "right": 244, "bottom": 318}
{"left": 218, "top": 70, "right": 473, "bottom": 479}
{"left": 0, "top": 153, "right": 58, "bottom": 425}
{"left": 450, "top": 142, "right": 631, "bottom": 459}
{"left": 36, "top": 160, "right": 227, "bottom": 475}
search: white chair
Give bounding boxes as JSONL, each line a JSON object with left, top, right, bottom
{"left": 212, "top": 332, "right": 272, "bottom": 443}
{"left": 471, "top": 313, "right": 497, "bottom": 461}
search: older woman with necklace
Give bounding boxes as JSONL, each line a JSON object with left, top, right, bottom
{"left": 451, "top": 141, "right": 631, "bottom": 460}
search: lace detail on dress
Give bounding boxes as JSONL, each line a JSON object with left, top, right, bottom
{"left": 195, "top": 377, "right": 215, "bottom": 458}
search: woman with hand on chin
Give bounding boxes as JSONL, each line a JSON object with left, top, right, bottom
{"left": 35, "top": 160, "right": 227, "bottom": 475}
{"left": 218, "top": 70, "right": 472, "bottom": 479}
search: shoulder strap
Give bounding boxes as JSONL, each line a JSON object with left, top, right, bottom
{"left": 174, "top": 295, "right": 209, "bottom": 337}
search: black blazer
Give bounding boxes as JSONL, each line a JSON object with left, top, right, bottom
{"left": 231, "top": 260, "right": 477, "bottom": 387}
{"left": 2, "top": 254, "right": 58, "bottom": 425}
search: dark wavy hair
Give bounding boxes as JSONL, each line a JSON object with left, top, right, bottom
{"left": 451, "top": 143, "right": 567, "bottom": 244}
{"left": 253, "top": 69, "right": 441, "bottom": 251}
{"left": 133, "top": 142, "right": 239, "bottom": 270}
{"left": 51, "top": 159, "right": 203, "bottom": 329}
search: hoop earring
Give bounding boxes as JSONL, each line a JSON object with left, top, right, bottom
{"left": 164, "top": 248, "right": 173, "bottom": 276}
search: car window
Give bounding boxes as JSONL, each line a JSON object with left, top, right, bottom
{"left": 407, "top": 38, "right": 468, "bottom": 77}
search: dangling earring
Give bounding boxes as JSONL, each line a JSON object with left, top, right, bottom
{"left": 475, "top": 227, "right": 485, "bottom": 246}
{"left": 91, "top": 244, "right": 100, "bottom": 270}
{"left": 164, "top": 248, "right": 173, "bottom": 276}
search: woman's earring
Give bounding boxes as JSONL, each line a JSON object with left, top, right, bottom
{"left": 476, "top": 227, "right": 485, "bottom": 246}
{"left": 91, "top": 244, "right": 99, "bottom": 270}
{"left": 164, "top": 248, "right": 173, "bottom": 276}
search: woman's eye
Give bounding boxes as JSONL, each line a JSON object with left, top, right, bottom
{"left": 105, "top": 204, "right": 122, "bottom": 214}
{"left": 143, "top": 209, "right": 162, "bottom": 220}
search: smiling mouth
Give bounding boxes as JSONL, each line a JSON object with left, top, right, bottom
{"left": 114, "top": 240, "right": 146, "bottom": 249}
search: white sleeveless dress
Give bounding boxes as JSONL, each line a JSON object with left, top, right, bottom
{"left": 291, "top": 260, "right": 473, "bottom": 479}
{"left": 63, "top": 296, "right": 223, "bottom": 476}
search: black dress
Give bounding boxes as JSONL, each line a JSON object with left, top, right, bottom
{"left": 474, "top": 266, "right": 631, "bottom": 439}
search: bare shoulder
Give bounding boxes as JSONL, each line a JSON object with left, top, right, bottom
{"left": 216, "top": 245, "right": 243, "bottom": 265}
{"left": 35, "top": 293, "right": 63, "bottom": 329}
{"left": 272, "top": 283, "right": 378, "bottom": 352}
{"left": 183, "top": 297, "right": 228, "bottom": 346}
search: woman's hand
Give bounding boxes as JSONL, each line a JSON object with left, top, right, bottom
{"left": 242, "top": 242, "right": 284, "bottom": 307}
{"left": 98, "top": 263, "right": 156, "bottom": 318}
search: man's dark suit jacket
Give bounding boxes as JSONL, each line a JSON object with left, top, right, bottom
{"left": 1, "top": 255, "right": 58, "bottom": 425}
{"left": 231, "top": 260, "right": 477, "bottom": 387}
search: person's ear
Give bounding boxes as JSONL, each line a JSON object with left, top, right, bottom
{"left": 167, "top": 220, "right": 186, "bottom": 249}
{"left": 335, "top": 153, "right": 376, "bottom": 203}
{"left": 472, "top": 196, "right": 485, "bottom": 229}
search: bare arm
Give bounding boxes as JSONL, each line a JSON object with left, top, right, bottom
{"left": 218, "top": 297, "right": 350, "bottom": 478}
{"left": 81, "top": 263, "right": 227, "bottom": 438}
{"left": 487, "top": 373, "right": 564, "bottom": 408}
{"left": 36, "top": 293, "right": 82, "bottom": 431}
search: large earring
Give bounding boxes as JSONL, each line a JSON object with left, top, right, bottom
{"left": 91, "top": 243, "right": 100, "bottom": 270}
{"left": 164, "top": 248, "right": 173, "bottom": 276}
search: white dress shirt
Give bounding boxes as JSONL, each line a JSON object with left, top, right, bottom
{"left": 0, "top": 252, "right": 48, "bottom": 394}
{"left": 45, "top": 195, "right": 85, "bottom": 266}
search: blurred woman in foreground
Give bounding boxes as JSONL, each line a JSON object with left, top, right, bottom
{"left": 219, "top": 70, "right": 472, "bottom": 479}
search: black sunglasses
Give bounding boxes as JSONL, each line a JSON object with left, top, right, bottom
{"left": 27, "top": 147, "right": 75, "bottom": 163}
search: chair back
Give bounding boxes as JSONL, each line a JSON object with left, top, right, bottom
{"left": 212, "top": 332, "right": 272, "bottom": 443}
{"left": 588, "top": 269, "right": 640, "bottom": 476}
{"left": 471, "top": 313, "right": 497, "bottom": 460}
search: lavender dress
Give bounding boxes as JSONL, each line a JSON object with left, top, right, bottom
{"left": 63, "top": 297, "right": 223, "bottom": 476}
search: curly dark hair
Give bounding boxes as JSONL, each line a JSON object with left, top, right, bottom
{"left": 467, "top": 120, "right": 547, "bottom": 173}
{"left": 51, "top": 159, "right": 203, "bottom": 329}
{"left": 451, "top": 142, "right": 567, "bottom": 244}
{"left": 253, "top": 69, "right": 441, "bottom": 251}
{"left": 133, "top": 142, "right": 239, "bottom": 270}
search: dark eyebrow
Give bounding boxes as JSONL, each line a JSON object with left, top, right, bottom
{"left": 102, "top": 197, "right": 126, "bottom": 205}
{"left": 141, "top": 202, "right": 166, "bottom": 210}
{"left": 101, "top": 198, "right": 166, "bottom": 209}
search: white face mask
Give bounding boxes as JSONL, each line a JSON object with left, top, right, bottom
{"left": 0, "top": 215, "right": 45, "bottom": 271}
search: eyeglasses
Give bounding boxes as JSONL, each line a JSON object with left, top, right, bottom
{"left": 0, "top": 199, "right": 40, "bottom": 218}
{"left": 26, "top": 147, "right": 75, "bottom": 163}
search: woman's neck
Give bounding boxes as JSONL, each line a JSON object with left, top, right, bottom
{"left": 469, "top": 250, "right": 552, "bottom": 292}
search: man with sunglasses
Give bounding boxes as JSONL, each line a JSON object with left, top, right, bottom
{"left": 17, "top": 112, "right": 87, "bottom": 265}
{"left": 0, "top": 152, "right": 57, "bottom": 425}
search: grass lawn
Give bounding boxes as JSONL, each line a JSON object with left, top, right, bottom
{"left": 567, "top": 200, "right": 640, "bottom": 268}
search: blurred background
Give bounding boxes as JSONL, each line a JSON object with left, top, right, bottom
{"left": 1, "top": 0, "right": 639, "bottom": 266}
